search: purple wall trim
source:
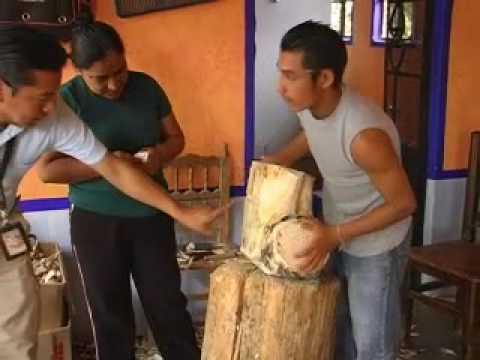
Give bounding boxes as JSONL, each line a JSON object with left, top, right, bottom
{"left": 427, "top": 169, "right": 467, "bottom": 181}
{"left": 20, "top": 185, "right": 247, "bottom": 213}
{"left": 19, "top": 197, "right": 70, "bottom": 213}
{"left": 244, "top": 0, "right": 255, "bottom": 190}
{"left": 426, "top": 0, "right": 456, "bottom": 180}
{"left": 19, "top": 185, "right": 247, "bottom": 213}
{"left": 231, "top": 186, "right": 246, "bottom": 197}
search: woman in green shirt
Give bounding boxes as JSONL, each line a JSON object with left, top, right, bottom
{"left": 38, "top": 19, "right": 200, "bottom": 360}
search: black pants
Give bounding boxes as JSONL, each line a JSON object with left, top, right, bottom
{"left": 71, "top": 207, "right": 200, "bottom": 360}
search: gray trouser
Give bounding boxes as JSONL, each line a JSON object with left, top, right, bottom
{"left": 0, "top": 251, "right": 39, "bottom": 360}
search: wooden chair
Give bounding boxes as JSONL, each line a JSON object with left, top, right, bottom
{"left": 407, "top": 131, "right": 480, "bottom": 359}
{"left": 165, "top": 144, "right": 231, "bottom": 246}
{"left": 163, "top": 145, "right": 235, "bottom": 302}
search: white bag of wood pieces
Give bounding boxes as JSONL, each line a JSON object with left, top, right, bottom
{"left": 30, "top": 240, "right": 66, "bottom": 331}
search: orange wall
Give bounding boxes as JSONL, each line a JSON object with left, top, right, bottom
{"left": 344, "top": 0, "right": 385, "bottom": 106}
{"left": 444, "top": 0, "right": 480, "bottom": 170}
{"left": 19, "top": 0, "right": 245, "bottom": 199}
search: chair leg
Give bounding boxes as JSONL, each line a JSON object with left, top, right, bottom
{"left": 462, "top": 284, "right": 479, "bottom": 360}
{"left": 403, "top": 299, "right": 415, "bottom": 348}
{"left": 455, "top": 285, "right": 466, "bottom": 333}
{"left": 403, "top": 267, "right": 417, "bottom": 348}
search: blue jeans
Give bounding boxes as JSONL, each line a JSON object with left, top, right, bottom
{"left": 334, "top": 239, "right": 410, "bottom": 360}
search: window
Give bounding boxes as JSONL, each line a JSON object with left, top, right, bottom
{"left": 372, "top": 0, "right": 414, "bottom": 44}
{"left": 330, "top": 0, "right": 354, "bottom": 42}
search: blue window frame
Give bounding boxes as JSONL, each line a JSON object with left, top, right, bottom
{"left": 330, "top": 0, "right": 354, "bottom": 43}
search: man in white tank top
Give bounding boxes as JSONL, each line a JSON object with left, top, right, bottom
{"left": 264, "top": 21, "right": 416, "bottom": 360}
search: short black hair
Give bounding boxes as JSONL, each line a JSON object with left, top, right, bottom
{"left": 280, "top": 21, "right": 347, "bottom": 85}
{"left": 71, "top": 16, "right": 124, "bottom": 69}
{"left": 0, "top": 26, "right": 67, "bottom": 88}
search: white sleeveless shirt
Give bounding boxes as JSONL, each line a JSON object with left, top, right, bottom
{"left": 298, "top": 87, "right": 411, "bottom": 257}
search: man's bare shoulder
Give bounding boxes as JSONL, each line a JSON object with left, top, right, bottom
{"left": 351, "top": 128, "right": 400, "bottom": 173}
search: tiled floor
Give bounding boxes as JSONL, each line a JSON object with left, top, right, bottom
{"left": 402, "top": 302, "right": 462, "bottom": 360}
{"left": 73, "top": 302, "right": 464, "bottom": 360}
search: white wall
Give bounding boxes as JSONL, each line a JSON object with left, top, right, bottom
{"left": 423, "top": 178, "right": 466, "bottom": 245}
{"left": 254, "top": 0, "right": 331, "bottom": 156}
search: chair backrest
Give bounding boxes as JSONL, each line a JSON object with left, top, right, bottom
{"left": 462, "top": 131, "right": 480, "bottom": 242}
{"left": 163, "top": 144, "right": 230, "bottom": 245}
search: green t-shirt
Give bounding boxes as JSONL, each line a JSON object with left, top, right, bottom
{"left": 61, "top": 71, "right": 171, "bottom": 217}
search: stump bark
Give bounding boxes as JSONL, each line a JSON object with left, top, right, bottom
{"left": 201, "top": 259, "right": 340, "bottom": 360}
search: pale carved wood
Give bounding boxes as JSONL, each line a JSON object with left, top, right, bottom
{"left": 241, "top": 161, "right": 327, "bottom": 278}
{"left": 201, "top": 259, "right": 340, "bottom": 360}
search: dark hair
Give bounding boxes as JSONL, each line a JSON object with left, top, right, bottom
{"left": 71, "top": 16, "right": 124, "bottom": 69}
{"left": 280, "top": 21, "right": 347, "bottom": 85}
{"left": 0, "top": 26, "right": 67, "bottom": 89}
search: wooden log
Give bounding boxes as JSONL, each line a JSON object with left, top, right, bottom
{"left": 241, "top": 161, "right": 328, "bottom": 278}
{"left": 201, "top": 259, "right": 339, "bottom": 360}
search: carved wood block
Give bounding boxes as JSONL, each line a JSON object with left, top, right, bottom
{"left": 240, "top": 161, "right": 327, "bottom": 278}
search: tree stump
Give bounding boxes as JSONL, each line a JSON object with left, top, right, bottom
{"left": 201, "top": 259, "right": 340, "bottom": 360}
{"left": 241, "top": 161, "right": 328, "bottom": 278}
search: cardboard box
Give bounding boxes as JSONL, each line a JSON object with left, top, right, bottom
{"left": 36, "top": 242, "right": 67, "bottom": 331}
{"left": 37, "top": 320, "right": 72, "bottom": 360}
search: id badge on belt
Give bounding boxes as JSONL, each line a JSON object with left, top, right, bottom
{"left": 0, "top": 198, "right": 29, "bottom": 261}
{"left": 0, "top": 137, "right": 28, "bottom": 260}
{"left": 0, "top": 222, "right": 29, "bottom": 260}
